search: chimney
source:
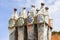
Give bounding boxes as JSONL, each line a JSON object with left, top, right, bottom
{"left": 36, "top": 9, "right": 39, "bottom": 13}
{"left": 30, "top": 4, "right": 36, "bottom": 17}
{"left": 13, "top": 8, "right": 18, "bottom": 20}
{"left": 44, "top": 7, "right": 49, "bottom": 16}
{"left": 38, "top": 3, "right": 45, "bottom": 15}
{"left": 31, "top": 4, "right": 35, "bottom": 8}
{"left": 14, "top": 8, "right": 17, "bottom": 14}
{"left": 27, "top": 11, "right": 31, "bottom": 16}
{"left": 14, "top": 8, "right": 17, "bottom": 11}
{"left": 20, "top": 7, "right": 27, "bottom": 18}
{"left": 41, "top": 3, "right": 44, "bottom": 8}
{"left": 36, "top": 8, "right": 40, "bottom": 16}
{"left": 45, "top": 7, "right": 49, "bottom": 11}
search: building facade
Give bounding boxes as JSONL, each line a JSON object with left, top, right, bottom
{"left": 8, "top": 3, "right": 53, "bottom": 40}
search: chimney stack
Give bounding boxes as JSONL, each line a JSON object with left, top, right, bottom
{"left": 13, "top": 8, "right": 18, "bottom": 20}
{"left": 36, "top": 9, "right": 39, "bottom": 13}
{"left": 14, "top": 8, "right": 17, "bottom": 14}
{"left": 14, "top": 8, "right": 17, "bottom": 13}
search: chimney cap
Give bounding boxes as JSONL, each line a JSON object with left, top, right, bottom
{"left": 23, "top": 7, "right": 26, "bottom": 9}
{"left": 36, "top": 9, "right": 40, "bottom": 11}
{"left": 14, "top": 8, "right": 17, "bottom": 11}
{"left": 31, "top": 4, "right": 35, "bottom": 8}
{"left": 41, "top": 3, "right": 44, "bottom": 6}
{"left": 45, "top": 7, "right": 49, "bottom": 10}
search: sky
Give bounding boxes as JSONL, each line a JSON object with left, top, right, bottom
{"left": 0, "top": 0, "right": 60, "bottom": 40}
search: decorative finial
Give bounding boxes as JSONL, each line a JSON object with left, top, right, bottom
{"left": 31, "top": 4, "right": 35, "bottom": 8}
{"left": 22, "top": 6, "right": 26, "bottom": 9}
{"left": 36, "top": 9, "right": 40, "bottom": 12}
{"left": 45, "top": 7, "right": 49, "bottom": 10}
{"left": 41, "top": 3, "right": 44, "bottom": 6}
{"left": 14, "top": 8, "right": 17, "bottom": 11}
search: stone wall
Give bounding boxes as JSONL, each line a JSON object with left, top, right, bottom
{"left": 9, "top": 24, "right": 52, "bottom": 40}
{"left": 9, "top": 30, "right": 15, "bottom": 40}
{"left": 18, "top": 27, "right": 24, "bottom": 40}
{"left": 38, "top": 24, "right": 48, "bottom": 40}
{"left": 38, "top": 24, "right": 44, "bottom": 40}
{"left": 27, "top": 25, "right": 34, "bottom": 40}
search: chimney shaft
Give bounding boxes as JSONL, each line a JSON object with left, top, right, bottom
{"left": 14, "top": 8, "right": 17, "bottom": 14}
{"left": 13, "top": 8, "right": 18, "bottom": 20}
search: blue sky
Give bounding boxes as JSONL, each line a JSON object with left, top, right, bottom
{"left": 0, "top": 0, "right": 60, "bottom": 40}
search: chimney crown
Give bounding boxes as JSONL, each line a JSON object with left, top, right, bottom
{"left": 31, "top": 4, "right": 35, "bottom": 8}
{"left": 45, "top": 7, "right": 49, "bottom": 10}
{"left": 36, "top": 9, "right": 39, "bottom": 11}
{"left": 41, "top": 3, "right": 44, "bottom": 6}
{"left": 14, "top": 8, "right": 17, "bottom": 11}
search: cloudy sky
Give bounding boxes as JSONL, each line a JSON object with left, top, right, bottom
{"left": 0, "top": 0, "right": 60, "bottom": 40}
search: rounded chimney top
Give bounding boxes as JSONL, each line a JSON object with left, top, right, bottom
{"left": 14, "top": 8, "right": 17, "bottom": 11}
{"left": 45, "top": 7, "right": 49, "bottom": 10}
{"left": 31, "top": 4, "right": 35, "bottom": 8}
{"left": 41, "top": 3, "right": 44, "bottom": 6}
{"left": 36, "top": 9, "right": 39, "bottom": 12}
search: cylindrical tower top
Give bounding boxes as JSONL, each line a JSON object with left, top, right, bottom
{"left": 45, "top": 7, "right": 49, "bottom": 10}
{"left": 14, "top": 8, "right": 17, "bottom": 11}
{"left": 41, "top": 3, "right": 44, "bottom": 6}
{"left": 31, "top": 4, "right": 35, "bottom": 8}
{"left": 36, "top": 9, "right": 40, "bottom": 12}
